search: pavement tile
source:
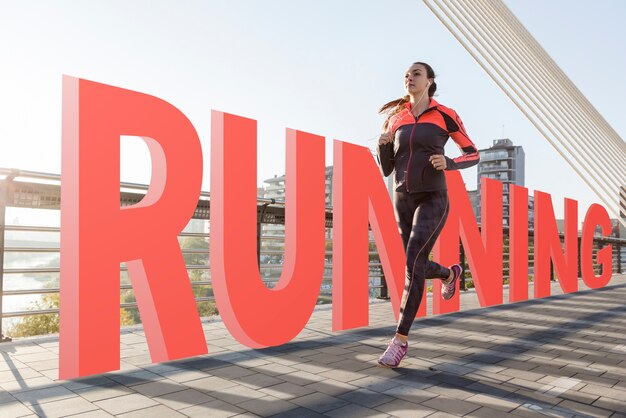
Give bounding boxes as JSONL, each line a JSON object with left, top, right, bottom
{"left": 0, "top": 345, "right": 48, "bottom": 355}
{"left": 158, "top": 369, "right": 209, "bottom": 383}
{"left": 374, "top": 398, "right": 436, "bottom": 417}
{"left": 465, "top": 393, "right": 521, "bottom": 412}
{"left": 19, "top": 358, "right": 56, "bottom": 372}
{"left": 422, "top": 395, "right": 483, "bottom": 416}
{"left": 116, "top": 404, "right": 187, "bottom": 418}
{"left": 75, "top": 383, "right": 136, "bottom": 402}
{"left": 269, "top": 406, "right": 327, "bottom": 417}
{"left": 9, "top": 352, "right": 57, "bottom": 365}
{"left": 330, "top": 359, "right": 374, "bottom": 373}
{"left": 0, "top": 368, "right": 42, "bottom": 383}
{"left": 237, "top": 395, "right": 299, "bottom": 416}
{"left": 67, "top": 411, "right": 114, "bottom": 418}
{"left": 504, "top": 377, "right": 547, "bottom": 391}
{"left": 555, "top": 399, "right": 614, "bottom": 418}
{"left": 324, "top": 403, "right": 391, "bottom": 417}
{"left": 106, "top": 370, "right": 164, "bottom": 386}
{"left": 304, "top": 379, "right": 359, "bottom": 397}
{"left": 425, "top": 383, "right": 476, "bottom": 400}
{"left": 290, "top": 392, "right": 350, "bottom": 413}
{"left": 210, "top": 365, "right": 259, "bottom": 380}
{"left": 507, "top": 388, "right": 563, "bottom": 407}
{"left": 593, "top": 397, "right": 626, "bottom": 414}
{"left": 179, "top": 357, "right": 231, "bottom": 371}
{"left": 153, "top": 388, "right": 215, "bottom": 410}
{"left": 280, "top": 370, "right": 326, "bottom": 386}
{"left": 12, "top": 385, "right": 76, "bottom": 406}
{"left": 337, "top": 388, "right": 393, "bottom": 408}
{"left": 184, "top": 376, "right": 239, "bottom": 393}
{"left": 318, "top": 368, "right": 367, "bottom": 383}
{"left": 131, "top": 379, "right": 187, "bottom": 397}
{"left": 349, "top": 376, "right": 406, "bottom": 393}
{"left": 60, "top": 376, "right": 115, "bottom": 391}
{"left": 0, "top": 391, "right": 16, "bottom": 405}
{"left": 571, "top": 373, "right": 621, "bottom": 388}
{"left": 179, "top": 399, "right": 245, "bottom": 417}
{"left": 258, "top": 381, "right": 315, "bottom": 400}
{"left": 26, "top": 396, "right": 98, "bottom": 418}
{"left": 381, "top": 385, "right": 438, "bottom": 404}
{"left": 430, "top": 372, "right": 476, "bottom": 388}
{"left": 580, "top": 384, "right": 626, "bottom": 401}
{"left": 93, "top": 393, "right": 159, "bottom": 415}
{"left": 499, "top": 368, "right": 547, "bottom": 382}
{"left": 253, "top": 363, "right": 299, "bottom": 376}
{"left": 208, "top": 384, "right": 268, "bottom": 404}
{"left": 558, "top": 388, "right": 601, "bottom": 405}
{"left": 237, "top": 372, "right": 285, "bottom": 390}
{"left": 0, "top": 401, "right": 35, "bottom": 418}
{"left": 495, "top": 359, "right": 536, "bottom": 371}
{"left": 465, "top": 405, "right": 522, "bottom": 418}
{"left": 1, "top": 376, "right": 56, "bottom": 393}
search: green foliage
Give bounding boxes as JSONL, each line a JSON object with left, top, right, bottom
{"left": 9, "top": 293, "right": 59, "bottom": 337}
{"left": 9, "top": 292, "right": 136, "bottom": 338}
{"left": 8, "top": 235, "right": 218, "bottom": 337}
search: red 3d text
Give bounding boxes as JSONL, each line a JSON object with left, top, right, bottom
{"left": 60, "top": 78, "right": 613, "bottom": 379}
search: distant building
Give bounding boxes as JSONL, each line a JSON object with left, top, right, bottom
{"left": 476, "top": 138, "right": 534, "bottom": 229}
{"left": 263, "top": 166, "right": 334, "bottom": 206}
{"left": 263, "top": 167, "right": 334, "bottom": 238}
{"left": 467, "top": 189, "right": 479, "bottom": 220}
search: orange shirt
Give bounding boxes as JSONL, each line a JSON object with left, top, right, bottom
{"left": 377, "top": 98, "right": 479, "bottom": 192}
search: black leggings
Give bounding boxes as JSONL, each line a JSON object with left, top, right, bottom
{"left": 394, "top": 190, "right": 451, "bottom": 336}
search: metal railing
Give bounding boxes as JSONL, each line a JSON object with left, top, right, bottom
{"left": 1, "top": 168, "right": 624, "bottom": 341}
{"left": 0, "top": 169, "right": 385, "bottom": 341}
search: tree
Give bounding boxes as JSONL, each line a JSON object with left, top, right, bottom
{"left": 9, "top": 282, "right": 136, "bottom": 338}
{"left": 180, "top": 236, "right": 218, "bottom": 317}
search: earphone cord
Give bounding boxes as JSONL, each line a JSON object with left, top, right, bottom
{"left": 409, "top": 83, "right": 430, "bottom": 116}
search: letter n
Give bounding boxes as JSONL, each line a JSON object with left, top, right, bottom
{"left": 432, "top": 174, "right": 503, "bottom": 313}
{"left": 210, "top": 111, "right": 326, "bottom": 347}
{"left": 533, "top": 191, "right": 578, "bottom": 297}
{"left": 332, "top": 140, "right": 406, "bottom": 330}
{"left": 60, "top": 77, "right": 206, "bottom": 379}
{"left": 509, "top": 184, "right": 530, "bottom": 302}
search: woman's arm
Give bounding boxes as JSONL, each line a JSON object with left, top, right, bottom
{"left": 377, "top": 132, "right": 395, "bottom": 177}
{"left": 445, "top": 112, "right": 480, "bottom": 170}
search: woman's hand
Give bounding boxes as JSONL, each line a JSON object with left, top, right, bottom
{"left": 429, "top": 154, "right": 447, "bottom": 170}
{"left": 378, "top": 132, "right": 393, "bottom": 145}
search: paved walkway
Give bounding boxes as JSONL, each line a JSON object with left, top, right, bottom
{"left": 2, "top": 275, "right": 626, "bottom": 418}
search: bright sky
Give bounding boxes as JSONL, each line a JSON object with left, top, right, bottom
{"left": 1, "top": 0, "right": 624, "bottom": 222}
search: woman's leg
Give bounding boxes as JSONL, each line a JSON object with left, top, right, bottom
{"left": 379, "top": 191, "right": 450, "bottom": 367}
{"left": 393, "top": 190, "right": 417, "bottom": 251}
{"left": 424, "top": 260, "right": 451, "bottom": 280}
{"left": 396, "top": 190, "right": 449, "bottom": 337}
{"left": 388, "top": 190, "right": 418, "bottom": 347}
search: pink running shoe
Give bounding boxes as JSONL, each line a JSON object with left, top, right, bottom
{"left": 442, "top": 264, "right": 463, "bottom": 300}
{"left": 378, "top": 337, "right": 408, "bottom": 368}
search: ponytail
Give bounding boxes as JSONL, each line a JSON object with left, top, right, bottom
{"left": 379, "top": 95, "right": 410, "bottom": 131}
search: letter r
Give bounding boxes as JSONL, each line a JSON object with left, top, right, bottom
{"left": 60, "top": 77, "right": 207, "bottom": 379}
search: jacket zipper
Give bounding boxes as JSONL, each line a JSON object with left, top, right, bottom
{"left": 405, "top": 114, "right": 419, "bottom": 192}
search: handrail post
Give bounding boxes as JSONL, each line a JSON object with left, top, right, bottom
{"left": 460, "top": 242, "right": 466, "bottom": 291}
{"left": 257, "top": 201, "right": 273, "bottom": 270}
{"left": 379, "top": 268, "right": 389, "bottom": 299}
{"left": 0, "top": 171, "right": 17, "bottom": 342}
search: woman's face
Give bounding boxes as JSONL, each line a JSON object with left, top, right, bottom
{"left": 404, "top": 64, "right": 431, "bottom": 95}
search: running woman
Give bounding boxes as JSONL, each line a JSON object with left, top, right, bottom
{"left": 376, "top": 62, "right": 480, "bottom": 368}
